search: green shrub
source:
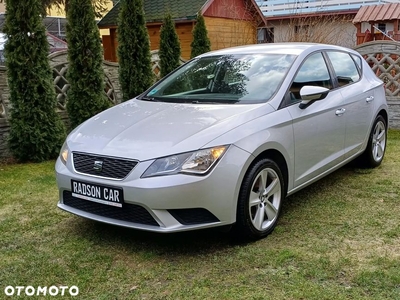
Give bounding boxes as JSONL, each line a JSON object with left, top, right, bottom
{"left": 66, "top": 0, "right": 110, "bottom": 129}
{"left": 191, "top": 14, "right": 211, "bottom": 58}
{"left": 159, "top": 14, "right": 181, "bottom": 78}
{"left": 117, "top": 0, "right": 154, "bottom": 101}
{"left": 4, "top": 0, "right": 65, "bottom": 162}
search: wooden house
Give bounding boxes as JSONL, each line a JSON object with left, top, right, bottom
{"left": 98, "top": 0, "right": 266, "bottom": 61}
{"left": 353, "top": 3, "right": 400, "bottom": 45}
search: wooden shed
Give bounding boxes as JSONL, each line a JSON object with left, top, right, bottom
{"left": 98, "top": 0, "right": 266, "bottom": 61}
{"left": 353, "top": 3, "right": 400, "bottom": 45}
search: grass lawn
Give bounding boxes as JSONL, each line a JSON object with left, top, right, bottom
{"left": 1, "top": 131, "right": 400, "bottom": 299}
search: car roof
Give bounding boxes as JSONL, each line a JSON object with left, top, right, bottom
{"left": 200, "top": 43, "right": 358, "bottom": 57}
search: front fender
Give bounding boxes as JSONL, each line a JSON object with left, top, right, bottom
{"left": 205, "top": 107, "right": 295, "bottom": 197}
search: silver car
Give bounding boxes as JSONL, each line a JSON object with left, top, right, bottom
{"left": 56, "top": 43, "right": 388, "bottom": 239}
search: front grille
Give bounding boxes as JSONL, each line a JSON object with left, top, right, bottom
{"left": 168, "top": 208, "right": 219, "bottom": 225}
{"left": 63, "top": 191, "right": 159, "bottom": 226}
{"left": 73, "top": 152, "right": 137, "bottom": 180}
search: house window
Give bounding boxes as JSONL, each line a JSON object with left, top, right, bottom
{"left": 257, "top": 27, "right": 274, "bottom": 43}
{"left": 377, "top": 23, "right": 386, "bottom": 33}
{"left": 266, "top": 28, "right": 274, "bottom": 43}
{"left": 295, "top": 25, "right": 309, "bottom": 34}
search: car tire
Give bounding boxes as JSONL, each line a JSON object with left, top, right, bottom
{"left": 359, "top": 115, "right": 387, "bottom": 168}
{"left": 233, "top": 158, "right": 285, "bottom": 240}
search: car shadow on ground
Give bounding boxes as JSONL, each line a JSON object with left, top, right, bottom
{"left": 61, "top": 164, "right": 371, "bottom": 255}
{"left": 64, "top": 215, "right": 240, "bottom": 255}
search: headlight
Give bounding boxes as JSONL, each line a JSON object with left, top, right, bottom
{"left": 142, "top": 145, "right": 229, "bottom": 178}
{"left": 59, "top": 142, "right": 69, "bottom": 165}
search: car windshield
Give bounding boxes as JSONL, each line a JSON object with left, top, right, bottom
{"left": 142, "top": 53, "right": 297, "bottom": 104}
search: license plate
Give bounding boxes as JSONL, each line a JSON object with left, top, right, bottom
{"left": 71, "top": 180, "right": 124, "bottom": 208}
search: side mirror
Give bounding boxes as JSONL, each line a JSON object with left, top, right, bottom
{"left": 299, "top": 86, "right": 330, "bottom": 109}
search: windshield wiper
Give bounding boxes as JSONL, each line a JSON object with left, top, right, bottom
{"left": 191, "top": 100, "right": 239, "bottom": 104}
{"left": 140, "top": 96, "right": 160, "bottom": 102}
{"left": 191, "top": 100, "right": 219, "bottom": 104}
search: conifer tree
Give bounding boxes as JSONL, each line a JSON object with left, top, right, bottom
{"left": 191, "top": 14, "right": 211, "bottom": 58}
{"left": 159, "top": 14, "right": 181, "bottom": 78}
{"left": 118, "top": 0, "right": 153, "bottom": 101}
{"left": 4, "top": 0, "right": 65, "bottom": 162}
{"left": 66, "top": 0, "right": 110, "bottom": 129}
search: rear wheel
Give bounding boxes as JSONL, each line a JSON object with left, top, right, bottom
{"left": 359, "top": 115, "right": 387, "bottom": 168}
{"left": 234, "top": 158, "right": 285, "bottom": 240}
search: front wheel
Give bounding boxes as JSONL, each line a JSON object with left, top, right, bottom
{"left": 359, "top": 115, "right": 387, "bottom": 168}
{"left": 234, "top": 158, "right": 285, "bottom": 240}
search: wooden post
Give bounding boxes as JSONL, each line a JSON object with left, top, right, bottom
{"left": 110, "top": 28, "right": 117, "bottom": 62}
{"left": 355, "top": 23, "right": 362, "bottom": 45}
{"left": 370, "top": 22, "right": 375, "bottom": 41}
{"left": 394, "top": 20, "right": 399, "bottom": 41}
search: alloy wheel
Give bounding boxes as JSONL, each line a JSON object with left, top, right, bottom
{"left": 248, "top": 168, "right": 282, "bottom": 231}
{"left": 372, "top": 120, "right": 386, "bottom": 162}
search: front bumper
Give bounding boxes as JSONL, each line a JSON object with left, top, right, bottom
{"left": 56, "top": 145, "right": 251, "bottom": 232}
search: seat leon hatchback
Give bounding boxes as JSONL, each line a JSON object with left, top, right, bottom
{"left": 56, "top": 43, "right": 388, "bottom": 239}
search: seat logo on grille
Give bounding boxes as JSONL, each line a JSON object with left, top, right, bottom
{"left": 93, "top": 160, "right": 103, "bottom": 172}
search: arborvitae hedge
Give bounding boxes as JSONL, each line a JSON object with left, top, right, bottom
{"left": 159, "top": 14, "right": 181, "bottom": 78}
{"left": 66, "top": 0, "right": 110, "bottom": 129}
{"left": 4, "top": 0, "right": 65, "bottom": 162}
{"left": 190, "top": 14, "right": 211, "bottom": 59}
{"left": 118, "top": 0, "right": 153, "bottom": 101}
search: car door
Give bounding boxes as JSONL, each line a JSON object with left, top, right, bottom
{"left": 325, "top": 51, "right": 375, "bottom": 159}
{"left": 285, "top": 52, "right": 346, "bottom": 189}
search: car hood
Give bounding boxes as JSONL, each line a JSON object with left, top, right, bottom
{"left": 68, "top": 99, "right": 273, "bottom": 161}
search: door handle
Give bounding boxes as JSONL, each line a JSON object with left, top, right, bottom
{"left": 366, "top": 96, "right": 374, "bottom": 103}
{"left": 335, "top": 108, "right": 346, "bottom": 116}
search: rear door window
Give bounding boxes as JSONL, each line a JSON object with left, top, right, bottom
{"left": 326, "top": 51, "right": 360, "bottom": 87}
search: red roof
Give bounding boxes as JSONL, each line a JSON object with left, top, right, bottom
{"left": 353, "top": 3, "right": 400, "bottom": 23}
